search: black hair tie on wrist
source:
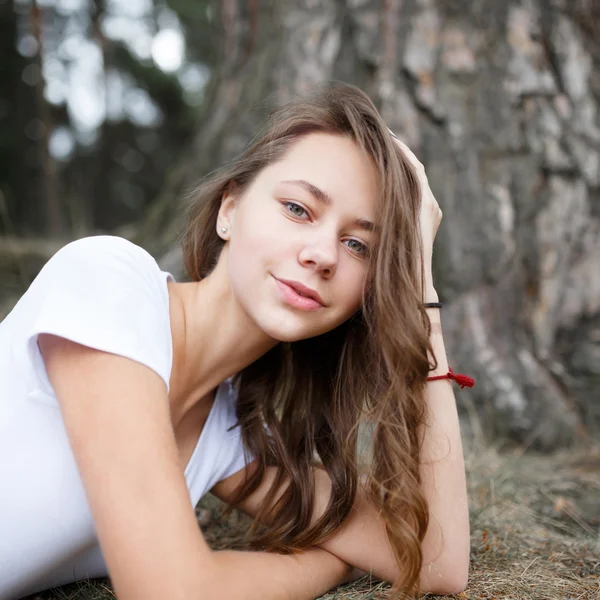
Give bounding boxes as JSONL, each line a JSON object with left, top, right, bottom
{"left": 424, "top": 302, "right": 443, "bottom": 309}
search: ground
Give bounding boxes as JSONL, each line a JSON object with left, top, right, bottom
{"left": 25, "top": 440, "right": 599, "bottom": 600}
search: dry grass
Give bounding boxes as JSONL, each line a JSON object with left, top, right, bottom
{"left": 26, "top": 439, "right": 600, "bottom": 600}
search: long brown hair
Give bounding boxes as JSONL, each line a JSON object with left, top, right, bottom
{"left": 180, "top": 81, "right": 434, "bottom": 596}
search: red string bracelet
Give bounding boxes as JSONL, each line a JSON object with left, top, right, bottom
{"left": 427, "top": 368, "right": 475, "bottom": 389}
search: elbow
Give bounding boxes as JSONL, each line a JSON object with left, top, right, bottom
{"left": 441, "top": 566, "right": 469, "bottom": 595}
{"left": 420, "top": 524, "right": 471, "bottom": 595}
{"left": 420, "top": 557, "right": 470, "bottom": 595}
{"left": 386, "top": 558, "right": 469, "bottom": 596}
{"left": 421, "top": 571, "right": 469, "bottom": 596}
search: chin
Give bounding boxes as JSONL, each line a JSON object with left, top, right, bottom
{"left": 249, "top": 301, "right": 348, "bottom": 343}
{"left": 264, "top": 326, "right": 314, "bottom": 344}
{"left": 261, "top": 319, "right": 339, "bottom": 343}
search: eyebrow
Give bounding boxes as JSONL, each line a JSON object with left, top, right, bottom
{"left": 279, "top": 179, "right": 375, "bottom": 232}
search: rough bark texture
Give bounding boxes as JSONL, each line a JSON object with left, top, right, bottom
{"left": 126, "top": 0, "right": 600, "bottom": 449}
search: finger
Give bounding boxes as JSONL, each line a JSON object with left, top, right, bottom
{"left": 386, "top": 128, "right": 425, "bottom": 173}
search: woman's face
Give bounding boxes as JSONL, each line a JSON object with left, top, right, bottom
{"left": 218, "top": 132, "right": 379, "bottom": 342}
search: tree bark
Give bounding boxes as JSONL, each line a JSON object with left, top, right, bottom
{"left": 128, "top": 0, "right": 600, "bottom": 449}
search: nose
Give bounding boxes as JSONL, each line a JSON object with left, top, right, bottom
{"left": 298, "top": 232, "right": 338, "bottom": 278}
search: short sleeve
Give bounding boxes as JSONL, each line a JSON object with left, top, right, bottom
{"left": 25, "top": 235, "right": 174, "bottom": 395}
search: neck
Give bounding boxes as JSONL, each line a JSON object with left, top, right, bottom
{"left": 167, "top": 254, "right": 278, "bottom": 426}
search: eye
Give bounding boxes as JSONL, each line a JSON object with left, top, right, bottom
{"left": 344, "top": 238, "right": 368, "bottom": 257}
{"left": 284, "top": 201, "right": 309, "bottom": 219}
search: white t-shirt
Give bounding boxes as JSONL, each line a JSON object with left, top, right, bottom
{"left": 0, "top": 235, "right": 250, "bottom": 600}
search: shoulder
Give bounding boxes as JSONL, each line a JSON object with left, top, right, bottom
{"left": 60, "top": 234, "right": 153, "bottom": 257}
{"left": 28, "top": 235, "right": 174, "bottom": 393}
{"left": 47, "top": 235, "right": 159, "bottom": 277}
{"left": 33, "top": 235, "right": 168, "bottom": 308}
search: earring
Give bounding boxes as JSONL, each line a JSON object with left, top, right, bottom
{"left": 220, "top": 227, "right": 227, "bottom": 234}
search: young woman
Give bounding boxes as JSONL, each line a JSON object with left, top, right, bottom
{"left": 0, "top": 82, "right": 471, "bottom": 600}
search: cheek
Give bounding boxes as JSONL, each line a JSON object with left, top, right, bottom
{"left": 229, "top": 219, "right": 279, "bottom": 272}
{"left": 226, "top": 206, "right": 281, "bottom": 294}
{"left": 333, "top": 263, "right": 367, "bottom": 320}
{"left": 232, "top": 199, "right": 281, "bottom": 251}
{"left": 230, "top": 198, "right": 300, "bottom": 277}
{"left": 346, "top": 277, "right": 366, "bottom": 313}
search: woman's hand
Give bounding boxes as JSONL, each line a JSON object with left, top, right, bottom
{"left": 389, "top": 132, "right": 442, "bottom": 300}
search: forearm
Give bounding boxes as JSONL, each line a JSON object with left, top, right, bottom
{"left": 212, "top": 547, "right": 351, "bottom": 600}
{"left": 417, "top": 301, "right": 470, "bottom": 592}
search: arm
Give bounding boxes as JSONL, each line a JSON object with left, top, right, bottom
{"left": 39, "top": 335, "right": 352, "bottom": 600}
{"left": 413, "top": 307, "right": 471, "bottom": 593}
{"left": 213, "top": 327, "right": 469, "bottom": 595}
{"left": 399, "top": 136, "right": 471, "bottom": 593}
{"left": 213, "top": 548, "right": 352, "bottom": 600}
{"left": 214, "top": 391, "right": 469, "bottom": 596}
{"left": 213, "top": 138, "right": 470, "bottom": 595}
{"left": 317, "top": 301, "right": 470, "bottom": 595}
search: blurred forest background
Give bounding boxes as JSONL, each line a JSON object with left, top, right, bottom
{"left": 1, "top": 0, "right": 599, "bottom": 454}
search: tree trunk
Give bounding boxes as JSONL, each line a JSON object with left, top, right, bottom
{"left": 137, "top": 0, "right": 600, "bottom": 450}
{"left": 0, "top": 0, "right": 47, "bottom": 237}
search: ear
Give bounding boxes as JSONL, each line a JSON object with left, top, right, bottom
{"left": 216, "top": 183, "right": 238, "bottom": 240}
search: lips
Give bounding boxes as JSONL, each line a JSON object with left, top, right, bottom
{"left": 276, "top": 278, "right": 325, "bottom": 306}
{"left": 273, "top": 276, "right": 326, "bottom": 312}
